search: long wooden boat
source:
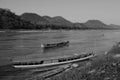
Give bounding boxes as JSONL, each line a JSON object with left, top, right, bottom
{"left": 13, "top": 53, "right": 95, "bottom": 69}
{"left": 41, "top": 41, "right": 69, "bottom": 49}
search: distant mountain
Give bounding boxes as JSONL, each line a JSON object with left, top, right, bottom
{"left": 0, "top": 8, "right": 35, "bottom": 29}
{"left": 109, "top": 24, "right": 120, "bottom": 29}
{"left": 21, "top": 13, "right": 48, "bottom": 24}
{"left": 49, "top": 16, "right": 73, "bottom": 26}
{"left": 42, "top": 16, "right": 51, "bottom": 21}
{"left": 21, "top": 13, "right": 73, "bottom": 27}
{"left": 21, "top": 13, "right": 114, "bottom": 29}
{"left": 0, "top": 8, "right": 119, "bottom": 30}
{"left": 43, "top": 16, "right": 73, "bottom": 25}
{"left": 84, "top": 20, "right": 109, "bottom": 29}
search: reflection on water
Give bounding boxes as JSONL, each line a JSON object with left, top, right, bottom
{"left": 0, "top": 30, "right": 120, "bottom": 80}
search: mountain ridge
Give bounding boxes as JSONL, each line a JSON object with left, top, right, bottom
{"left": 21, "top": 13, "right": 73, "bottom": 27}
{"left": 20, "top": 12, "right": 119, "bottom": 29}
{"left": 0, "top": 8, "right": 120, "bottom": 30}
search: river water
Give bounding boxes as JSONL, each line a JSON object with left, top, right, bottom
{"left": 0, "top": 30, "right": 120, "bottom": 80}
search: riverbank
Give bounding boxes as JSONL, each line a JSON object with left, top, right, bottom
{"left": 0, "top": 29, "right": 119, "bottom": 33}
{"left": 27, "top": 43, "right": 120, "bottom": 80}
{"left": 1, "top": 50, "right": 120, "bottom": 80}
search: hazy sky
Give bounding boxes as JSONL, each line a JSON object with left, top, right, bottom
{"left": 0, "top": 0, "right": 120, "bottom": 25}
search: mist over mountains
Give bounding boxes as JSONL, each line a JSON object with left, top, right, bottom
{"left": 0, "top": 8, "right": 119, "bottom": 30}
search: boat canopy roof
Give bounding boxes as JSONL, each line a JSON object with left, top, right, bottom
{"left": 12, "top": 52, "right": 93, "bottom": 63}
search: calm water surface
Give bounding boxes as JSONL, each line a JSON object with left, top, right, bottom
{"left": 1, "top": 30, "right": 120, "bottom": 80}
{"left": 0, "top": 30, "right": 120, "bottom": 66}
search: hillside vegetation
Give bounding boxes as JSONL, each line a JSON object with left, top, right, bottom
{"left": 0, "top": 8, "right": 119, "bottom": 30}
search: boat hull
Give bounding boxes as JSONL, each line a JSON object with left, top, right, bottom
{"left": 41, "top": 41, "right": 69, "bottom": 49}
{"left": 13, "top": 54, "right": 95, "bottom": 69}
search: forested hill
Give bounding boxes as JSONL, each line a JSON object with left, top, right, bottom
{"left": 20, "top": 13, "right": 74, "bottom": 27}
{"left": 0, "top": 8, "right": 119, "bottom": 30}
{"left": 0, "top": 8, "right": 35, "bottom": 29}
